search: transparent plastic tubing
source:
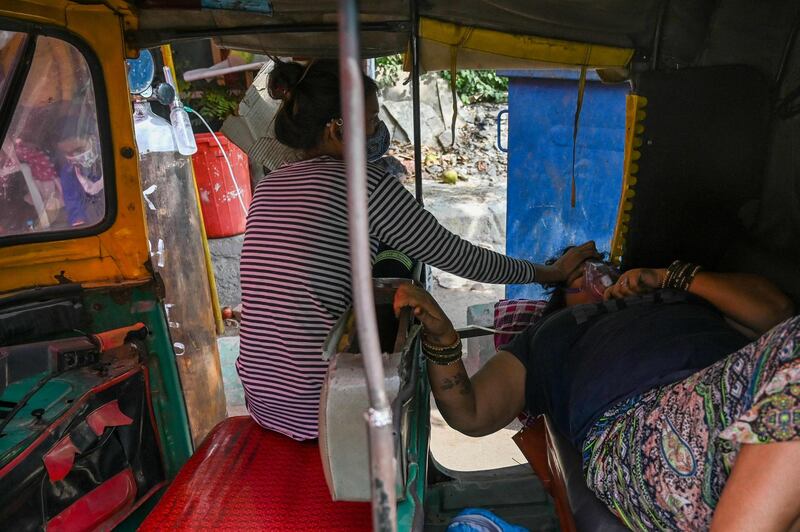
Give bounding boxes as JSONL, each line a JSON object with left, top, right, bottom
{"left": 338, "top": 1, "right": 397, "bottom": 531}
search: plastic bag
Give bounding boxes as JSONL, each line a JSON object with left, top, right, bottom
{"left": 447, "top": 507, "right": 529, "bottom": 532}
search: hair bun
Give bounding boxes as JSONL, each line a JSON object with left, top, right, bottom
{"left": 267, "top": 59, "right": 306, "bottom": 100}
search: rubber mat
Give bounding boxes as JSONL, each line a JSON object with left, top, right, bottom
{"left": 140, "top": 416, "right": 371, "bottom": 531}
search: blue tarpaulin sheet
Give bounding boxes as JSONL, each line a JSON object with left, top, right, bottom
{"left": 500, "top": 70, "right": 628, "bottom": 300}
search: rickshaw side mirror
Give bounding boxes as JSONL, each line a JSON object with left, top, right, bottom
{"left": 126, "top": 49, "right": 155, "bottom": 95}
{"left": 153, "top": 82, "right": 175, "bottom": 106}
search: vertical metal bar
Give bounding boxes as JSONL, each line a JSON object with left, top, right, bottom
{"left": 337, "top": 1, "right": 398, "bottom": 531}
{"left": 410, "top": 0, "right": 424, "bottom": 205}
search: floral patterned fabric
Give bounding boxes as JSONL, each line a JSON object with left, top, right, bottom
{"left": 582, "top": 315, "right": 800, "bottom": 531}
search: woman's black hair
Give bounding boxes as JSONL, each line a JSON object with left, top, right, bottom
{"left": 269, "top": 59, "right": 379, "bottom": 151}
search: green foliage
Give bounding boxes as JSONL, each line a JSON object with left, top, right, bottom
{"left": 375, "top": 54, "right": 508, "bottom": 104}
{"left": 376, "top": 54, "right": 404, "bottom": 88}
{"left": 440, "top": 69, "right": 508, "bottom": 104}
{"left": 193, "top": 86, "right": 239, "bottom": 121}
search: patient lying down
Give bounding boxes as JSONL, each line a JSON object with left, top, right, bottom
{"left": 394, "top": 258, "right": 798, "bottom": 531}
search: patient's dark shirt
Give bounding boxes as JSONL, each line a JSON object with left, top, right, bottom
{"left": 501, "top": 290, "right": 749, "bottom": 448}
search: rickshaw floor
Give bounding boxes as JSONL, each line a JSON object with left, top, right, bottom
{"left": 423, "top": 463, "right": 559, "bottom": 531}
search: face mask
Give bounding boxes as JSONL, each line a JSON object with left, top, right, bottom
{"left": 565, "top": 261, "right": 620, "bottom": 302}
{"left": 366, "top": 120, "right": 390, "bottom": 162}
{"left": 66, "top": 144, "right": 99, "bottom": 171}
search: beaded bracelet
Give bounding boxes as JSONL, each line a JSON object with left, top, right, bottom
{"left": 425, "top": 353, "right": 462, "bottom": 366}
{"left": 421, "top": 335, "right": 460, "bottom": 352}
{"left": 422, "top": 340, "right": 462, "bottom": 358}
{"left": 422, "top": 336, "right": 463, "bottom": 365}
{"left": 425, "top": 350, "right": 463, "bottom": 366}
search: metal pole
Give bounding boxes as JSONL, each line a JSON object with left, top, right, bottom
{"left": 338, "top": 1, "right": 397, "bottom": 531}
{"left": 410, "top": 0, "right": 423, "bottom": 205}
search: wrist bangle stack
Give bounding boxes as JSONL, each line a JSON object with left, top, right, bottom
{"left": 422, "top": 336, "right": 463, "bottom": 366}
{"left": 661, "top": 260, "right": 702, "bottom": 291}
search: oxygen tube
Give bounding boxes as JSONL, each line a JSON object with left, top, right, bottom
{"left": 163, "top": 66, "right": 248, "bottom": 218}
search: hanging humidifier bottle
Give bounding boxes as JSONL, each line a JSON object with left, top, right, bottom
{"left": 163, "top": 66, "right": 197, "bottom": 156}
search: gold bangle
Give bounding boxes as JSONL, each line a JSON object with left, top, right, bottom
{"left": 422, "top": 340, "right": 462, "bottom": 358}
{"left": 422, "top": 335, "right": 460, "bottom": 352}
{"left": 424, "top": 346, "right": 463, "bottom": 365}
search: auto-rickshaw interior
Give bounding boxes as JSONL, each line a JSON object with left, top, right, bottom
{"left": 0, "top": 0, "right": 799, "bottom": 530}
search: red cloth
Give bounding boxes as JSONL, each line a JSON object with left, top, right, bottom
{"left": 493, "top": 299, "right": 549, "bottom": 427}
{"left": 1, "top": 140, "right": 58, "bottom": 181}
{"left": 140, "top": 416, "right": 371, "bottom": 531}
{"left": 493, "top": 299, "right": 547, "bottom": 349}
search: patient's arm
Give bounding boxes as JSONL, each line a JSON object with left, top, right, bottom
{"left": 393, "top": 283, "right": 525, "bottom": 437}
{"left": 606, "top": 268, "right": 794, "bottom": 335}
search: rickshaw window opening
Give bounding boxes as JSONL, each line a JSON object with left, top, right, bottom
{"left": 0, "top": 20, "right": 117, "bottom": 248}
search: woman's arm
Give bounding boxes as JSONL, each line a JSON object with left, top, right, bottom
{"left": 368, "top": 172, "right": 598, "bottom": 285}
{"left": 393, "top": 283, "right": 526, "bottom": 436}
{"left": 605, "top": 267, "right": 795, "bottom": 335}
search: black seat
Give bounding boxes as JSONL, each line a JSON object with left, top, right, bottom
{"left": 514, "top": 416, "right": 629, "bottom": 532}
{"left": 543, "top": 417, "right": 629, "bottom": 532}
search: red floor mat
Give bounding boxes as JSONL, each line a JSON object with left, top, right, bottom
{"left": 140, "top": 416, "right": 371, "bottom": 531}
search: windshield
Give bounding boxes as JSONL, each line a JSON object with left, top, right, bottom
{"left": 0, "top": 34, "right": 105, "bottom": 237}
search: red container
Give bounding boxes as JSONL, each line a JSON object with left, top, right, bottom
{"left": 191, "top": 132, "right": 252, "bottom": 238}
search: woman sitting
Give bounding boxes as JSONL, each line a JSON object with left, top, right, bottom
{"left": 238, "top": 59, "right": 598, "bottom": 441}
{"left": 394, "top": 260, "right": 798, "bottom": 530}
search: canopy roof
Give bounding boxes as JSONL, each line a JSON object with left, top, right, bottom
{"left": 131, "top": 0, "right": 656, "bottom": 58}
{"left": 130, "top": 1, "right": 800, "bottom": 80}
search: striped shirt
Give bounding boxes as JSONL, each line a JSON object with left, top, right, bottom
{"left": 238, "top": 156, "right": 537, "bottom": 440}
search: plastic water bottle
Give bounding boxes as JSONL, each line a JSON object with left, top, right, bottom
{"left": 169, "top": 103, "right": 197, "bottom": 156}
{"left": 163, "top": 66, "right": 197, "bottom": 156}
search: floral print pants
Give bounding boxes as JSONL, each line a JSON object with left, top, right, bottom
{"left": 582, "top": 315, "right": 800, "bottom": 531}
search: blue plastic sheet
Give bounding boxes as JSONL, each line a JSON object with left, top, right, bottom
{"left": 501, "top": 71, "right": 627, "bottom": 300}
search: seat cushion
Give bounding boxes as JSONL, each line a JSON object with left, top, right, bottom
{"left": 543, "top": 417, "right": 629, "bottom": 532}
{"left": 140, "top": 416, "right": 371, "bottom": 531}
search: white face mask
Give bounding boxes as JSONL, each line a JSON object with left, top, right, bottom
{"left": 66, "top": 144, "right": 99, "bottom": 171}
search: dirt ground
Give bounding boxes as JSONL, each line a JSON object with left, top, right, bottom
{"left": 428, "top": 282, "right": 527, "bottom": 472}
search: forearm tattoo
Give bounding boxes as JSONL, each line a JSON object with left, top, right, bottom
{"left": 440, "top": 371, "right": 473, "bottom": 396}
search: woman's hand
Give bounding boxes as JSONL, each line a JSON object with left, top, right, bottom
{"left": 537, "top": 241, "right": 600, "bottom": 284}
{"left": 393, "top": 283, "right": 457, "bottom": 346}
{"left": 604, "top": 267, "right": 665, "bottom": 300}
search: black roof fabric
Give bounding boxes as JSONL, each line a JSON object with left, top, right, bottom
{"left": 133, "top": 0, "right": 800, "bottom": 79}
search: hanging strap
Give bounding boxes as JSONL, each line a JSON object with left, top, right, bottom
{"left": 448, "top": 28, "right": 474, "bottom": 146}
{"left": 571, "top": 59, "right": 590, "bottom": 208}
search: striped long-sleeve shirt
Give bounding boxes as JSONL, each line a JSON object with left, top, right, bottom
{"left": 238, "top": 156, "right": 537, "bottom": 440}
